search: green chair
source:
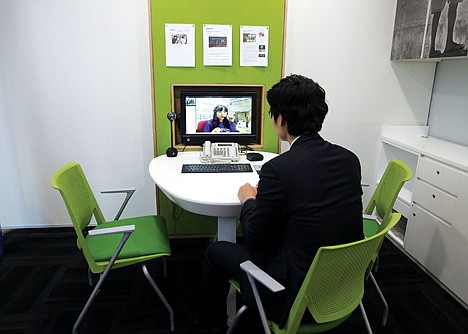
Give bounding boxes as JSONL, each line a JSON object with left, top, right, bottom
{"left": 227, "top": 213, "right": 402, "bottom": 334}
{"left": 51, "top": 162, "right": 174, "bottom": 333}
{"left": 363, "top": 159, "right": 412, "bottom": 237}
{"left": 363, "top": 159, "right": 412, "bottom": 325}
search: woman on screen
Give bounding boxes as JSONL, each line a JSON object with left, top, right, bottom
{"left": 203, "top": 105, "right": 237, "bottom": 133}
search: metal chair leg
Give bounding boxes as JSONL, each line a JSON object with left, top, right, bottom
{"left": 373, "top": 255, "right": 380, "bottom": 273}
{"left": 359, "top": 302, "right": 373, "bottom": 334}
{"left": 73, "top": 232, "right": 131, "bottom": 334}
{"left": 369, "top": 272, "right": 389, "bottom": 325}
{"left": 163, "top": 258, "right": 168, "bottom": 278}
{"left": 142, "top": 264, "right": 175, "bottom": 332}
{"left": 73, "top": 262, "right": 112, "bottom": 333}
{"left": 246, "top": 274, "right": 270, "bottom": 334}
{"left": 87, "top": 268, "right": 93, "bottom": 286}
{"left": 227, "top": 305, "right": 248, "bottom": 334}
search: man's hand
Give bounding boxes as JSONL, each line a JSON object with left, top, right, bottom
{"left": 238, "top": 183, "right": 257, "bottom": 203}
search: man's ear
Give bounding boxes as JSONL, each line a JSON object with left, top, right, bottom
{"left": 279, "top": 114, "right": 286, "bottom": 126}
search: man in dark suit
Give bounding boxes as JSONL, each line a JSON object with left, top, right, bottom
{"left": 185, "top": 74, "right": 363, "bottom": 332}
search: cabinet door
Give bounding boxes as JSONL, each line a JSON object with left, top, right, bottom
{"left": 405, "top": 205, "right": 452, "bottom": 276}
{"left": 406, "top": 205, "right": 468, "bottom": 304}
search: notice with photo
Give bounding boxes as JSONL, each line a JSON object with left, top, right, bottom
{"left": 240, "top": 25, "right": 269, "bottom": 67}
{"left": 165, "top": 23, "right": 195, "bottom": 67}
{"left": 203, "top": 24, "right": 232, "bottom": 66}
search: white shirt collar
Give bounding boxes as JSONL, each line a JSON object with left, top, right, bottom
{"left": 290, "top": 135, "right": 302, "bottom": 147}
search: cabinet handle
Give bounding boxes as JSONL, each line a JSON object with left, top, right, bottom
{"left": 436, "top": 170, "right": 440, "bottom": 175}
{"left": 432, "top": 194, "right": 436, "bottom": 199}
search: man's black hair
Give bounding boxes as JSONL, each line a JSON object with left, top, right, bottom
{"left": 267, "top": 74, "right": 328, "bottom": 136}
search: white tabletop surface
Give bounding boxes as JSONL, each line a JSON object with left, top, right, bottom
{"left": 149, "top": 151, "right": 277, "bottom": 218}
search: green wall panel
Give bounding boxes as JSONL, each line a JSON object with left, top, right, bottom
{"left": 151, "top": 0, "right": 285, "bottom": 236}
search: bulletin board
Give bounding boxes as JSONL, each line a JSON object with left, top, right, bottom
{"left": 149, "top": 0, "right": 286, "bottom": 236}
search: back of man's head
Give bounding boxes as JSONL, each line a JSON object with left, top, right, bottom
{"left": 267, "top": 74, "right": 328, "bottom": 136}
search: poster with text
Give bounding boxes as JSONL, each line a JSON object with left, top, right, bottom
{"left": 165, "top": 24, "right": 195, "bottom": 67}
{"left": 240, "top": 26, "right": 269, "bottom": 67}
{"left": 203, "top": 24, "right": 232, "bottom": 66}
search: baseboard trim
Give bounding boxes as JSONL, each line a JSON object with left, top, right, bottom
{"left": 1, "top": 223, "right": 73, "bottom": 230}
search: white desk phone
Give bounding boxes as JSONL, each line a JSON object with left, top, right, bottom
{"left": 200, "top": 141, "right": 240, "bottom": 162}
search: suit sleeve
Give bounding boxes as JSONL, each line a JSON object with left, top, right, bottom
{"left": 240, "top": 161, "right": 287, "bottom": 246}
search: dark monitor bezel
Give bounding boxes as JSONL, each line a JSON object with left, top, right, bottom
{"left": 179, "top": 91, "right": 258, "bottom": 146}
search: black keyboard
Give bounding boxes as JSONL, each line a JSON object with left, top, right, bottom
{"left": 182, "top": 163, "right": 253, "bottom": 173}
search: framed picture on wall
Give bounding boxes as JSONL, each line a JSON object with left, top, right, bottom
{"left": 391, "top": 0, "right": 468, "bottom": 60}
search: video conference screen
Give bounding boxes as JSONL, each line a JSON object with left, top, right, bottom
{"left": 182, "top": 94, "right": 254, "bottom": 135}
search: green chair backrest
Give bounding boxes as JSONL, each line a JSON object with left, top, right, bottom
{"left": 364, "top": 160, "right": 412, "bottom": 225}
{"left": 275, "top": 213, "right": 401, "bottom": 333}
{"left": 51, "top": 162, "right": 106, "bottom": 266}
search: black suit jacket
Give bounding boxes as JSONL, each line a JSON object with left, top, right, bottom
{"left": 239, "top": 134, "right": 363, "bottom": 327}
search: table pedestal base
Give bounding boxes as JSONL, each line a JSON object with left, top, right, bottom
{"left": 217, "top": 217, "right": 237, "bottom": 243}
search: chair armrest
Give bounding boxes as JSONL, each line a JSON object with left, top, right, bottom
{"left": 239, "top": 261, "right": 284, "bottom": 333}
{"left": 240, "top": 261, "right": 285, "bottom": 293}
{"left": 101, "top": 188, "right": 136, "bottom": 220}
{"left": 88, "top": 225, "right": 135, "bottom": 236}
{"left": 101, "top": 188, "right": 136, "bottom": 194}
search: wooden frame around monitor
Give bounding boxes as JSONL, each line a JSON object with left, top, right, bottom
{"left": 170, "top": 83, "right": 266, "bottom": 151}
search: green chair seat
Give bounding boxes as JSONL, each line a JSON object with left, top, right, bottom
{"left": 363, "top": 217, "right": 380, "bottom": 238}
{"left": 87, "top": 216, "right": 170, "bottom": 262}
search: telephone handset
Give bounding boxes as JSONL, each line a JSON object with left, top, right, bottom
{"left": 202, "top": 140, "right": 212, "bottom": 158}
{"left": 200, "top": 141, "right": 240, "bottom": 162}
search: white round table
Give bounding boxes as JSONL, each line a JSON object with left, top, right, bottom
{"left": 149, "top": 151, "right": 277, "bottom": 242}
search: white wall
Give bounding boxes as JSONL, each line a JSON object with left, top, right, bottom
{"left": 0, "top": 0, "right": 155, "bottom": 228}
{"left": 0, "top": 1, "right": 441, "bottom": 229}
{"left": 284, "top": 0, "right": 437, "bottom": 203}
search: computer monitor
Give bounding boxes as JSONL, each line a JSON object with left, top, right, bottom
{"left": 179, "top": 90, "right": 258, "bottom": 146}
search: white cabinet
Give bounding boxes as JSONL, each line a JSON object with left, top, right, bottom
{"left": 405, "top": 156, "right": 468, "bottom": 305}
{"left": 405, "top": 205, "right": 452, "bottom": 280}
{"left": 405, "top": 203, "right": 468, "bottom": 304}
{"left": 379, "top": 126, "right": 468, "bottom": 306}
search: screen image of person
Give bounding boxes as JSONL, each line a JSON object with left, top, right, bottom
{"left": 183, "top": 74, "right": 364, "bottom": 332}
{"left": 203, "top": 105, "right": 237, "bottom": 133}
